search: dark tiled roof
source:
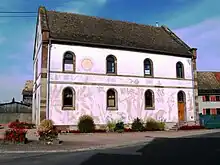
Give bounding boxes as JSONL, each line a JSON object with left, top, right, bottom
{"left": 39, "top": 7, "right": 193, "bottom": 57}
{"left": 198, "top": 72, "right": 220, "bottom": 95}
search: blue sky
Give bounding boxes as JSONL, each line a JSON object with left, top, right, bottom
{"left": 0, "top": 0, "right": 219, "bottom": 102}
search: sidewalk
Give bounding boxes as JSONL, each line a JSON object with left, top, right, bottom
{"left": 1, "top": 129, "right": 220, "bottom": 153}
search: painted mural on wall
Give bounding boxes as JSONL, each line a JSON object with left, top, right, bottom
{"left": 49, "top": 84, "right": 195, "bottom": 125}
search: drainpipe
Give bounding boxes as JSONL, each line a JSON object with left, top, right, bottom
{"left": 46, "top": 39, "right": 52, "bottom": 119}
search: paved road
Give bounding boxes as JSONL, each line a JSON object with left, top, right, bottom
{"left": 1, "top": 131, "right": 220, "bottom": 165}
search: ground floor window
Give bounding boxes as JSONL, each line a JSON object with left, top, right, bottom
{"left": 206, "top": 109, "right": 210, "bottom": 115}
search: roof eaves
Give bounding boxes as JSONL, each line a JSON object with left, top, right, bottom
{"left": 50, "top": 38, "right": 192, "bottom": 57}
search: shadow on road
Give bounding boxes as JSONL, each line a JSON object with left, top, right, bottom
{"left": 80, "top": 131, "right": 220, "bottom": 165}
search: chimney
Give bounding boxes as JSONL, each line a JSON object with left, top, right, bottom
{"left": 156, "top": 22, "right": 159, "bottom": 27}
{"left": 190, "top": 48, "right": 197, "bottom": 59}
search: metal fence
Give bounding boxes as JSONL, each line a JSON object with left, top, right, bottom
{"left": 0, "top": 102, "right": 31, "bottom": 113}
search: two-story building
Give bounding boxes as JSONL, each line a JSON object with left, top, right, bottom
{"left": 32, "top": 6, "right": 198, "bottom": 128}
{"left": 198, "top": 72, "right": 220, "bottom": 115}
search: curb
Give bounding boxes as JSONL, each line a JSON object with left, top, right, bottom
{"left": 0, "top": 139, "right": 153, "bottom": 154}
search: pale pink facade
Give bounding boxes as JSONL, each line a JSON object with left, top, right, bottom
{"left": 45, "top": 44, "right": 195, "bottom": 126}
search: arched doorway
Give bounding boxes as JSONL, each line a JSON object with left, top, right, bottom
{"left": 177, "top": 91, "right": 186, "bottom": 121}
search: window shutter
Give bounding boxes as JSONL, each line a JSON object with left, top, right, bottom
{"left": 212, "top": 96, "right": 216, "bottom": 101}
{"left": 203, "top": 109, "right": 206, "bottom": 115}
{"left": 211, "top": 108, "right": 217, "bottom": 115}
{"left": 202, "top": 96, "right": 206, "bottom": 102}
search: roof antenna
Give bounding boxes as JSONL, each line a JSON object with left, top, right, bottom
{"left": 156, "top": 21, "right": 159, "bottom": 27}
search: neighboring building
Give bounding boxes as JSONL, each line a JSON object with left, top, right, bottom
{"left": 0, "top": 98, "right": 32, "bottom": 123}
{"left": 32, "top": 6, "right": 198, "bottom": 127}
{"left": 198, "top": 72, "right": 220, "bottom": 115}
{"left": 22, "top": 80, "right": 33, "bottom": 106}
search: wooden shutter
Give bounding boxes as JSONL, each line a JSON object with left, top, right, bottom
{"left": 202, "top": 96, "right": 206, "bottom": 102}
{"left": 203, "top": 109, "right": 206, "bottom": 115}
{"left": 210, "top": 96, "right": 216, "bottom": 101}
{"left": 211, "top": 108, "right": 217, "bottom": 115}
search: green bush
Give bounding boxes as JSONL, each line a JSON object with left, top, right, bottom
{"left": 145, "top": 118, "right": 165, "bottom": 131}
{"left": 107, "top": 121, "right": 116, "bottom": 132}
{"left": 131, "top": 118, "right": 145, "bottom": 132}
{"left": 77, "top": 115, "right": 95, "bottom": 133}
{"left": 114, "top": 121, "right": 124, "bottom": 133}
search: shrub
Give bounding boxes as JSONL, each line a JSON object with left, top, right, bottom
{"left": 37, "top": 119, "right": 58, "bottom": 142}
{"left": 145, "top": 118, "right": 165, "bottom": 131}
{"left": 77, "top": 115, "right": 95, "bottom": 133}
{"left": 107, "top": 121, "right": 116, "bottom": 132}
{"left": 8, "top": 120, "right": 35, "bottom": 129}
{"left": 114, "top": 121, "right": 124, "bottom": 133}
{"left": 131, "top": 118, "right": 145, "bottom": 132}
{"left": 4, "top": 128, "right": 27, "bottom": 143}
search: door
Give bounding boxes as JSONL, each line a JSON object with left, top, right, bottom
{"left": 177, "top": 91, "right": 186, "bottom": 121}
{"left": 178, "top": 102, "right": 185, "bottom": 121}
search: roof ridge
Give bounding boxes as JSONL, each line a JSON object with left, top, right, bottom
{"left": 47, "top": 10, "right": 161, "bottom": 29}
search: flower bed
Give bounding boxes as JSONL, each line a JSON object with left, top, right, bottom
{"left": 8, "top": 120, "right": 35, "bottom": 129}
{"left": 4, "top": 128, "right": 28, "bottom": 144}
{"left": 179, "top": 125, "right": 205, "bottom": 130}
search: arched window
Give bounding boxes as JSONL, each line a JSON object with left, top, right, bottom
{"left": 145, "top": 89, "right": 154, "bottom": 109}
{"left": 62, "top": 87, "right": 75, "bottom": 109}
{"left": 63, "top": 51, "right": 75, "bottom": 72}
{"left": 177, "top": 91, "right": 185, "bottom": 103}
{"left": 144, "top": 58, "right": 153, "bottom": 76}
{"left": 106, "top": 55, "right": 117, "bottom": 74}
{"left": 176, "top": 62, "right": 184, "bottom": 78}
{"left": 107, "top": 89, "right": 117, "bottom": 109}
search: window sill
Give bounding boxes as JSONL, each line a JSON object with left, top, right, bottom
{"left": 144, "top": 75, "right": 153, "bottom": 78}
{"left": 176, "top": 77, "right": 185, "bottom": 80}
{"left": 106, "top": 73, "right": 117, "bottom": 76}
{"left": 107, "top": 107, "right": 118, "bottom": 110}
{"left": 62, "top": 106, "right": 75, "bottom": 110}
{"left": 145, "top": 107, "right": 155, "bottom": 110}
{"left": 62, "top": 71, "right": 75, "bottom": 73}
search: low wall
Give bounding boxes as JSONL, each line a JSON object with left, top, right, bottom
{"left": 0, "top": 113, "right": 32, "bottom": 124}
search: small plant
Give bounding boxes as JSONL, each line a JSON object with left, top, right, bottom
{"left": 114, "top": 121, "right": 124, "bottom": 133}
{"left": 145, "top": 118, "right": 165, "bottom": 131}
{"left": 4, "top": 128, "right": 27, "bottom": 143}
{"left": 37, "top": 119, "right": 58, "bottom": 142}
{"left": 131, "top": 118, "right": 145, "bottom": 132}
{"left": 107, "top": 121, "right": 116, "bottom": 132}
{"left": 77, "top": 115, "right": 95, "bottom": 133}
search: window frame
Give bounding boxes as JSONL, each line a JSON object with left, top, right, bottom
{"left": 176, "top": 61, "right": 184, "bottom": 79}
{"left": 63, "top": 51, "right": 76, "bottom": 72}
{"left": 144, "top": 89, "right": 155, "bottom": 110}
{"left": 62, "top": 87, "right": 75, "bottom": 110}
{"left": 143, "top": 58, "right": 153, "bottom": 77}
{"left": 106, "top": 88, "right": 118, "bottom": 110}
{"left": 106, "top": 55, "right": 117, "bottom": 75}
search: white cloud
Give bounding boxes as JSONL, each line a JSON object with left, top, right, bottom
{"left": 174, "top": 17, "right": 220, "bottom": 71}
{"left": 57, "top": 0, "right": 107, "bottom": 14}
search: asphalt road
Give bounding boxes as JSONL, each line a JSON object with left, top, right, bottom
{"left": 1, "top": 131, "right": 220, "bottom": 165}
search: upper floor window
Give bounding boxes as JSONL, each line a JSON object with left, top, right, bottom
{"left": 106, "top": 55, "right": 117, "bottom": 74}
{"left": 63, "top": 51, "right": 75, "bottom": 72}
{"left": 176, "top": 62, "right": 184, "bottom": 78}
{"left": 144, "top": 58, "right": 153, "bottom": 77}
{"left": 145, "top": 89, "right": 154, "bottom": 109}
{"left": 107, "top": 89, "right": 117, "bottom": 109}
{"left": 62, "top": 87, "right": 75, "bottom": 110}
